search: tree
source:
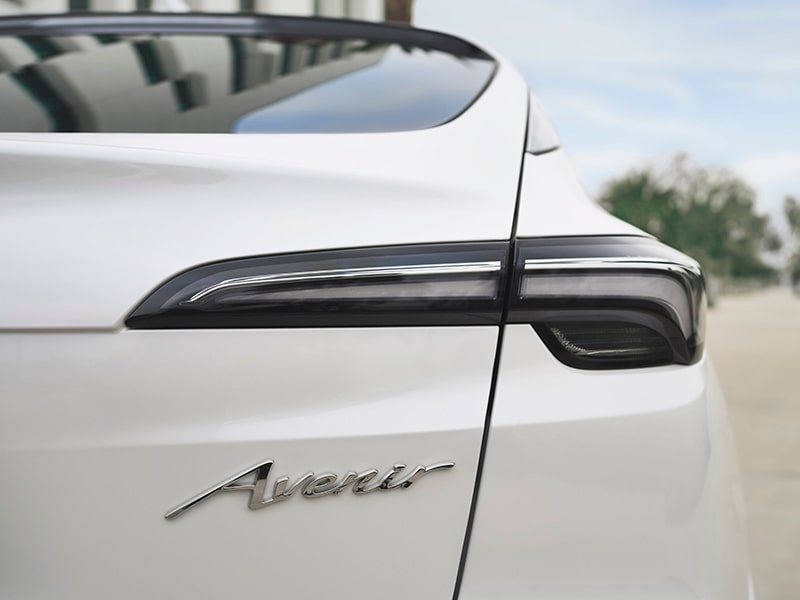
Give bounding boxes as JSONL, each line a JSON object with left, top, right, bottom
{"left": 784, "top": 196, "right": 800, "bottom": 285}
{"left": 598, "top": 154, "right": 779, "bottom": 282}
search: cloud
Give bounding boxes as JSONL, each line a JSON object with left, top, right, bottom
{"left": 735, "top": 154, "right": 800, "bottom": 189}
{"left": 416, "top": 0, "right": 800, "bottom": 75}
{"left": 539, "top": 92, "right": 700, "bottom": 141}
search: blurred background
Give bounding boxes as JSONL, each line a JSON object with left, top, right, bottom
{"left": 2, "top": 0, "right": 797, "bottom": 597}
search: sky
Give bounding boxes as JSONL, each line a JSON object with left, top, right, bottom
{"left": 415, "top": 0, "right": 800, "bottom": 229}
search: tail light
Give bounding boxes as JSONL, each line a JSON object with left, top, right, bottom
{"left": 509, "top": 236, "right": 706, "bottom": 369}
{"left": 126, "top": 236, "right": 705, "bottom": 369}
{"left": 125, "top": 243, "right": 509, "bottom": 329}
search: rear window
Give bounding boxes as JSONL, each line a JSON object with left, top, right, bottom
{"left": 0, "top": 27, "right": 496, "bottom": 133}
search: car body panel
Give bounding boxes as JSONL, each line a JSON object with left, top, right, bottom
{"left": 458, "top": 325, "right": 750, "bottom": 600}
{"left": 0, "top": 326, "right": 497, "bottom": 598}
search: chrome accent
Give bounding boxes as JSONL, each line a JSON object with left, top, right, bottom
{"left": 302, "top": 473, "right": 339, "bottom": 498}
{"left": 165, "top": 460, "right": 455, "bottom": 520}
{"left": 267, "top": 472, "right": 313, "bottom": 507}
{"left": 163, "top": 461, "right": 272, "bottom": 521}
{"left": 351, "top": 469, "right": 381, "bottom": 494}
{"left": 185, "top": 261, "right": 502, "bottom": 304}
{"left": 377, "top": 463, "right": 405, "bottom": 490}
{"left": 523, "top": 256, "right": 702, "bottom": 275}
{"left": 393, "top": 461, "right": 456, "bottom": 488}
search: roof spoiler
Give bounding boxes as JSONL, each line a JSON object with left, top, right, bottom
{"left": 0, "top": 12, "right": 492, "bottom": 60}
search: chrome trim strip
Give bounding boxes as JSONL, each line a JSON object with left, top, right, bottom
{"left": 523, "top": 257, "right": 701, "bottom": 275}
{"left": 186, "top": 261, "right": 502, "bottom": 303}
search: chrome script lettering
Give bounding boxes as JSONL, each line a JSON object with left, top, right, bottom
{"left": 164, "top": 460, "right": 455, "bottom": 520}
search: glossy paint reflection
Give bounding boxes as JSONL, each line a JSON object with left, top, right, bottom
{"left": 0, "top": 33, "right": 495, "bottom": 133}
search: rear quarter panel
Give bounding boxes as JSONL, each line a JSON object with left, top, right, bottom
{"left": 0, "top": 327, "right": 498, "bottom": 598}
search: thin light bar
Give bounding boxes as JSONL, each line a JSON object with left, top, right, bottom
{"left": 186, "top": 261, "right": 501, "bottom": 304}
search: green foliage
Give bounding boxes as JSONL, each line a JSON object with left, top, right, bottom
{"left": 598, "top": 154, "right": 779, "bottom": 281}
{"left": 785, "top": 196, "right": 800, "bottom": 235}
{"left": 784, "top": 196, "right": 800, "bottom": 285}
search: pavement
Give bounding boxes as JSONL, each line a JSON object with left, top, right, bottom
{"left": 707, "top": 287, "right": 800, "bottom": 600}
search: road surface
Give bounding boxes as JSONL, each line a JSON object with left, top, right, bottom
{"left": 708, "top": 287, "right": 800, "bottom": 600}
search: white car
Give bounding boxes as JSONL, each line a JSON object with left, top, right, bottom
{"left": 0, "top": 12, "right": 752, "bottom": 600}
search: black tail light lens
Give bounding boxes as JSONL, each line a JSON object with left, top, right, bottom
{"left": 126, "top": 243, "right": 509, "bottom": 329}
{"left": 509, "top": 236, "right": 706, "bottom": 369}
{"left": 126, "top": 236, "right": 705, "bottom": 370}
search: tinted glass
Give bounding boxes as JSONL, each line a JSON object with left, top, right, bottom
{"left": 0, "top": 33, "right": 495, "bottom": 133}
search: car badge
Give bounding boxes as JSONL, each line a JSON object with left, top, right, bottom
{"left": 165, "top": 459, "right": 455, "bottom": 519}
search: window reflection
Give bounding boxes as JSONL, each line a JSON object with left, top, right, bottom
{"left": 0, "top": 33, "right": 495, "bottom": 133}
